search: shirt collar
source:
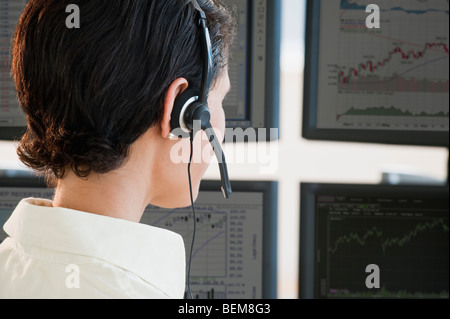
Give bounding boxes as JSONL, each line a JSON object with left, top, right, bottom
{"left": 4, "top": 198, "right": 186, "bottom": 298}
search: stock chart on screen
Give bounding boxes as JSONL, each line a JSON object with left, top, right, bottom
{"left": 300, "top": 183, "right": 449, "bottom": 299}
{"left": 142, "top": 182, "right": 278, "bottom": 300}
{"left": 304, "top": 0, "right": 449, "bottom": 146}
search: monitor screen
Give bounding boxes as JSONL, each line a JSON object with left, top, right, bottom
{"left": 299, "top": 183, "right": 449, "bottom": 299}
{"left": 302, "top": 0, "right": 449, "bottom": 146}
{"left": 0, "top": 0, "right": 28, "bottom": 140}
{"left": 0, "top": 0, "right": 280, "bottom": 141}
{"left": 0, "top": 178, "right": 278, "bottom": 299}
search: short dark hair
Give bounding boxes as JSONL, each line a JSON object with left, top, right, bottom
{"left": 12, "top": 0, "right": 235, "bottom": 185}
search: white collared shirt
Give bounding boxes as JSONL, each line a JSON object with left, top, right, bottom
{"left": 0, "top": 198, "right": 186, "bottom": 299}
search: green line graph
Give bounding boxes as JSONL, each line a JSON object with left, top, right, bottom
{"left": 329, "top": 218, "right": 449, "bottom": 255}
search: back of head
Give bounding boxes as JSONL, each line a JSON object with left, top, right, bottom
{"left": 12, "top": 0, "right": 235, "bottom": 186}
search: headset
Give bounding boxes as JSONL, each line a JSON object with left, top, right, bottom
{"left": 170, "top": 0, "right": 232, "bottom": 199}
{"left": 170, "top": 0, "right": 232, "bottom": 299}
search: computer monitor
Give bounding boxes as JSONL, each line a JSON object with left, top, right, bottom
{"left": 0, "top": 177, "right": 278, "bottom": 299}
{"left": 0, "top": 0, "right": 28, "bottom": 140}
{"left": 299, "top": 183, "right": 449, "bottom": 299}
{"left": 223, "top": 0, "right": 280, "bottom": 140}
{"left": 303, "top": 0, "right": 449, "bottom": 146}
{"left": 145, "top": 180, "right": 278, "bottom": 299}
{"left": 0, "top": 0, "right": 280, "bottom": 141}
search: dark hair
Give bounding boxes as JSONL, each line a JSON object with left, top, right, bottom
{"left": 12, "top": 0, "right": 235, "bottom": 185}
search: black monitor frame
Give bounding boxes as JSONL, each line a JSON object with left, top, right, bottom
{"left": 302, "top": 0, "right": 449, "bottom": 147}
{"left": 0, "top": 175, "right": 47, "bottom": 189}
{"left": 299, "top": 182, "right": 449, "bottom": 299}
{"left": 0, "top": 128, "right": 26, "bottom": 142}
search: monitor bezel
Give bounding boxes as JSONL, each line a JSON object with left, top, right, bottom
{"left": 302, "top": 0, "right": 449, "bottom": 147}
{"left": 261, "top": 0, "right": 281, "bottom": 140}
{"left": 0, "top": 128, "right": 26, "bottom": 142}
{"left": 299, "top": 182, "right": 450, "bottom": 299}
{"left": 0, "top": 175, "right": 48, "bottom": 189}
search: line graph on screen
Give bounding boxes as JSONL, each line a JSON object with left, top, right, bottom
{"left": 317, "top": 0, "right": 449, "bottom": 131}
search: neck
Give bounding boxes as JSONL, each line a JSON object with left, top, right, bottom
{"left": 53, "top": 168, "right": 150, "bottom": 223}
{"left": 52, "top": 132, "right": 156, "bottom": 223}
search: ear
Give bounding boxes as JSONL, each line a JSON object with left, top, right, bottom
{"left": 161, "top": 78, "right": 189, "bottom": 139}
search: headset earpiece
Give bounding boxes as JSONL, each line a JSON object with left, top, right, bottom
{"left": 171, "top": 87, "right": 212, "bottom": 138}
{"left": 185, "top": 104, "right": 211, "bottom": 131}
{"left": 170, "top": 88, "right": 201, "bottom": 138}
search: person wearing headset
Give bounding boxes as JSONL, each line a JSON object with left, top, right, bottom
{"left": 0, "top": 0, "right": 235, "bottom": 299}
